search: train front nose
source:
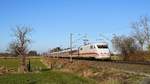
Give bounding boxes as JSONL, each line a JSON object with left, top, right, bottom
{"left": 96, "top": 49, "right": 110, "bottom": 59}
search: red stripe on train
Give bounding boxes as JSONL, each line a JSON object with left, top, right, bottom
{"left": 79, "top": 52, "right": 99, "bottom": 55}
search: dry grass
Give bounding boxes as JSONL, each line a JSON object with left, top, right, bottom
{"left": 43, "top": 57, "right": 150, "bottom": 84}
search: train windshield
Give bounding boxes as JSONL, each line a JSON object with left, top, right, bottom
{"left": 97, "top": 45, "right": 108, "bottom": 49}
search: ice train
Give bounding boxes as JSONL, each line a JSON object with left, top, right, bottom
{"left": 50, "top": 42, "right": 111, "bottom": 59}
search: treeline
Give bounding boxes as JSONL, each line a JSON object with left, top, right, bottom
{"left": 112, "top": 16, "right": 150, "bottom": 61}
{"left": 0, "top": 50, "right": 40, "bottom": 57}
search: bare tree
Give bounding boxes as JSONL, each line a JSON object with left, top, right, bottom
{"left": 7, "top": 41, "right": 19, "bottom": 56}
{"left": 141, "top": 16, "right": 150, "bottom": 45}
{"left": 131, "top": 16, "right": 150, "bottom": 50}
{"left": 131, "top": 22, "right": 145, "bottom": 50}
{"left": 141, "top": 16, "right": 150, "bottom": 52}
{"left": 112, "top": 35, "right": 138, "bottom": 59}
{"left": 11, "top": 25, "right": 32, "bottom": 72}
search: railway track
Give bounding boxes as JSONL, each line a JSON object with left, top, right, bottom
{"left": 44, "top": 56, "right": 150, "bottom": 75}
{"left": 46, "top": 56, "right": 150, "bottom": 65}
{"left": 110, "top": 60, "right": 150, "bottom": 65}
{"left": 82, "top": 59, "right": 150, "bottom": 65}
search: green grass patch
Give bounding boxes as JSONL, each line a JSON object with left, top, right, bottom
{"left": 111, "top": 56, "right": 124, "bottom": 61}
{"left": 0, "top": 58, "right": 46, "bottom": 71}
{"left": 0, "top": 58, "right": 96, "bottom": 84}
{"left": 29, "top": 58, "right": 47, "bottom": 71}
{"left": 0, "top": 58, "right": 19, "bottom": 71}
{"left": 0, "top": 71, "right": 96, "bottom": 84}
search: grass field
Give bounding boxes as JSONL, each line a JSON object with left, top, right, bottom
{"left": 0, "top": 71, "right": 95, "bottom": 84}
{"left": 0, "top": 58, "right": 19, "bottom": 71}
{"left": 44, "top": 57, "right": 150, "bottom": 84}
{"left": 0, "top": 57, "right": 96, "bottom": 84}
{"left": 0, "top": 58, "right": 46, "bottom": 72}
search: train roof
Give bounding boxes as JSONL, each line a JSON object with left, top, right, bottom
{"left": 50, "top": 48, "right": 77, "bottom": 54}
{"left": 50, "top": 42, "right": 109, "bottom": 54}
{"left": 93, "top": 42, "right": 108, "bottom": 45}
{"left": 80, "top": 42, "right": 108, "bottom": 47}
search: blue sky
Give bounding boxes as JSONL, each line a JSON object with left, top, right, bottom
{"left": 0, "top": 0, "right": 150, "bottom": 53}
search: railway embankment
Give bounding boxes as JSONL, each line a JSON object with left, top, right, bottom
{"left": 43, "top": 57, "right": 150, "bottom": 84}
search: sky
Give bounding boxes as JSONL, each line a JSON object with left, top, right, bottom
{"left": 0, "top": 0, "right": 150, "bottom": 53}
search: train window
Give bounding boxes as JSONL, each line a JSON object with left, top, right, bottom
{"left": 97, "top": 45, "right": 108, "bottom": 49}
{"left": 80, "top": 48, "right": 83, "bottom": 50}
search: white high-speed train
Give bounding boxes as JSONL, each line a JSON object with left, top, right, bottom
{"left": 50, "top": 42, "right": 111, "bottom": 59}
